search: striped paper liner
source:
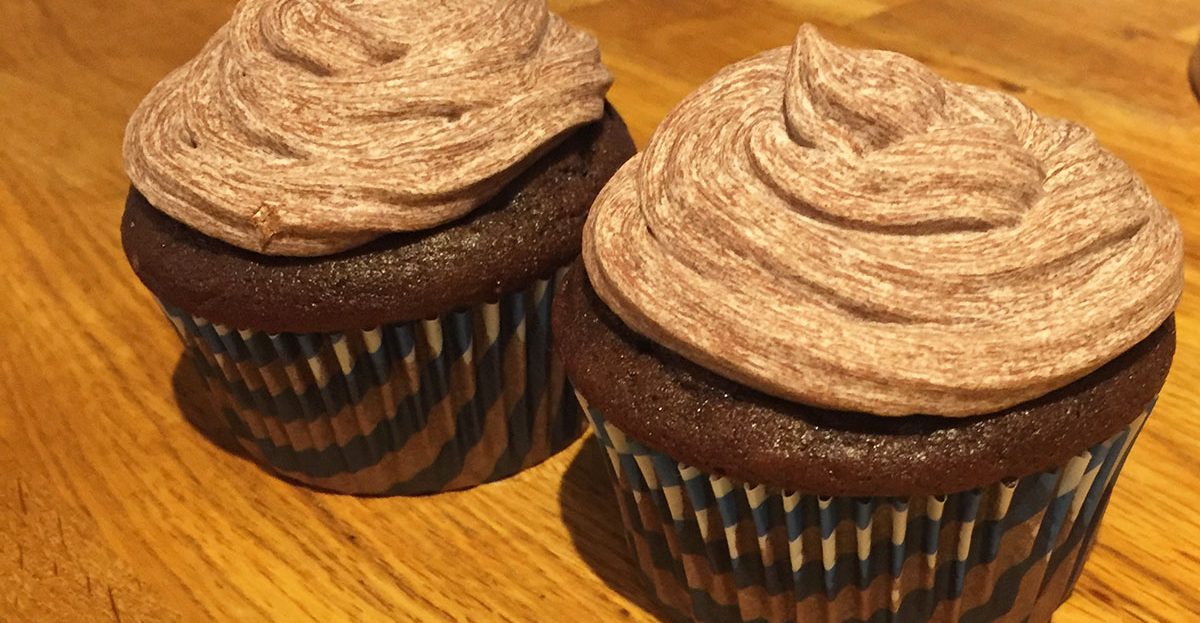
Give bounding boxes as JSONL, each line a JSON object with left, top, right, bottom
{"left": 160, "top": 270, "right": 583, "bottom": 495}
{"left": 581, "top": 395, "right": 1153, "bottom": 623}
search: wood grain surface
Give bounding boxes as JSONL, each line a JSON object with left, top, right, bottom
{"left": 2, "top": 1, "right": 1198, "bottom": 621}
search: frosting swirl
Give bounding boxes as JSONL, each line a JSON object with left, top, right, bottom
{"left": 584, "top": 26, "right": 1183, "bottom": 417}
{"left": 124, "top": 0, "right": 611, "bottom": 256}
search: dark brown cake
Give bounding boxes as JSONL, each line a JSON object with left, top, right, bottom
{"left": 553, "top": 262, "right": 1175, "bottom": 497}
{"left": 123, "top": 106, "right": 635, "bottom": 333}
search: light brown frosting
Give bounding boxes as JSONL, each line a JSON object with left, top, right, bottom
{"left": 124, "top": 0, "right": 611, "bottom": 256}
{"left": 584, "top": 26, "right": 1184, "bottom": 417}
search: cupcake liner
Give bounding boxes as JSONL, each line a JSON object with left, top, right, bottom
{"left": 160, "top": 269, "right": 583, "bottom": 495}
{"left": 581, "top": 395, "right": 1154, "bottom": 623}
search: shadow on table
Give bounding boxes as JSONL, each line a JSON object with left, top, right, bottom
{"left": 559, "top": 437, "right": 675, "bottom": 622}
{"left": 171, "top": 355, "right": 260, "bottom": 466}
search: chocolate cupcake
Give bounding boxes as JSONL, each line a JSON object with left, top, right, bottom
{"left": 122, "top": 0, "right": 635, "bottom": 495}
{"left": 554, "top": 26, "right": 1182, "bottom": 622}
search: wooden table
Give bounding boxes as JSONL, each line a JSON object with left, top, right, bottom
{"left": 2, "top": 1, "right": 1198, "bottom": 620}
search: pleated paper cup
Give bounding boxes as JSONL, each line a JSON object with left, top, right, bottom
{"left": 580, "top": 395, "right": 1154, "bottom": 623}
{"left": 161, "top": 270, "right": 583, "bottom": 495}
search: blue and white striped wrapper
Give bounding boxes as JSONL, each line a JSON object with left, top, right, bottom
{"left": 580, "top": 395, "right": 1153, "bottom": 623}
{"left": 160, "top": 270, "right": 583, "bottom": 495}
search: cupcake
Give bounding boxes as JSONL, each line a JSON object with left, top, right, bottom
{"left": 554, "top": 26, "right": 1182, "bottom": 622}
{"left": 121, "top": 0, "right": 635, "bottom": 495}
